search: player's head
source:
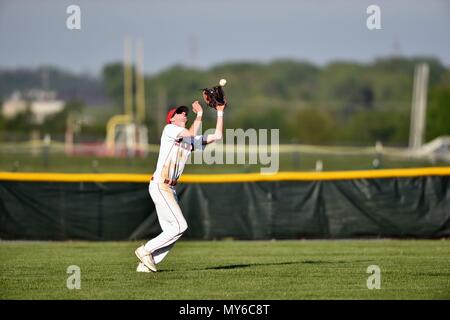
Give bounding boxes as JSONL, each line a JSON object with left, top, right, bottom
{"left": 166, "top": 105, "right": 189, "bottom": 126}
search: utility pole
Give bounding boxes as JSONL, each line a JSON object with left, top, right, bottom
{"left": 188, "top": 33, "right": 198, "bottom": 68}
{"left": 124, "top": 38, "right": 133, "bottom": 117}
{"left": 135, "top": 39, "right": 146, "bottom": 123}
{"left": 409, "top": 63, "right": 429, "bottom": 151}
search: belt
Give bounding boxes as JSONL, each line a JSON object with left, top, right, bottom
{"left": 151, "top": 177, "right": 178, "bottom": 186}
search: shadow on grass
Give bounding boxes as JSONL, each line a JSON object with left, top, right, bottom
{"left": 158, "top": 259, "right": 374, "bottom": 272}
{"left": 203, "top": 261, "right": 301, "bottom": 270}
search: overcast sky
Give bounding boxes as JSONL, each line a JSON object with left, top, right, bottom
{"left": 0, "top": 0, "right": 449, "bottom": 76}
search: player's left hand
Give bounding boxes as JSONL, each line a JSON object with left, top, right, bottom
{"left": 216, "top": 97, "right": 227, "bottom": 111}
{"left": 192, "top": 100, "right": 203, "bottom": 114}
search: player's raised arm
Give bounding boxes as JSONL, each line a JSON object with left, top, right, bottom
{"left": 205, "top": 102, "right": 225, "bottom": 144}
{"left": 188, "top": 101, "right": 203, "bottom": 136}
{"left": 178, "top": 101, "right": 203, "bottom": 138}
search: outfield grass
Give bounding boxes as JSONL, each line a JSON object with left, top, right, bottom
{"left": 1, "top": 150, "right": 445, "bottom": 173}
{"left": 0, "top": 240, "right": 449, "bottom": 300}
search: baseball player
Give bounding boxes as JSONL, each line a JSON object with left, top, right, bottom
{"left": 135, "top": 98, "right": 226, "bottom": 272}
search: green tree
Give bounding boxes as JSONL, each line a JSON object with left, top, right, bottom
{"left": 102, "top": 63, "right": 126, "bottom": 106}
{"left": 291, "top": 107, "right": 337, "bottom": 145}
{"left": 41, "top": 99, "right": 85, "bottom": 134}
{"left": 426, "top": 86, "right": 450, "bottom": 141}
{"left": 4, "top": 103, "right": 36, "bottom": 134}
{"left": 344, "top": 110, "right": 409, "bottom": 146}
{"left": 317, "top": 62, "right": 375, "bottom": 115}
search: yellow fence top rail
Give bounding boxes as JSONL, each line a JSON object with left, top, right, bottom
{"left": 1, "top": 167, "right": 450, "bottom": 183}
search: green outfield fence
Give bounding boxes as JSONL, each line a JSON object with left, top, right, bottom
{"left": 0, "top": 168, "right": 449, "bottom": 240}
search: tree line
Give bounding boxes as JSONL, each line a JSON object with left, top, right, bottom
{"left": 1, "top": 56, "right": 449, "bottom": 145}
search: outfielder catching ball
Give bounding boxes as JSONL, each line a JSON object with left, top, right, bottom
{"left": 135, "top": 88, "right": 227, "bottom": 272}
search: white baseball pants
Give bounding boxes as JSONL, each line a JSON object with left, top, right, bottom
{"left": 144, "top": 181, "right": 188, "bottom": 264}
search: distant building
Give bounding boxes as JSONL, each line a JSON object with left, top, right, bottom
{"left": 2, "top": 89, "right": 65, "bottom": 124}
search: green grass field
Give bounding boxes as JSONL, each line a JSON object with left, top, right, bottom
{"left": 1, "top": 240, "right": 449, "bottom": 300}
{"left": 1, "top": 149, "right": 446, "bottom": 173}
{"left": 0, "top": 152, "right": 380, "bottom": 173}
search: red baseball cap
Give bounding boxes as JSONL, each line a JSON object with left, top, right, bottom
{"left": 166, "top": 106, "right": 189, "bottom": 124}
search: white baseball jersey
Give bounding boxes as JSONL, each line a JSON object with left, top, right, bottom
{"left": 143, "top": 124, "right": 204, "bottom": 265}
{"left": 152, "top": 124, "right": 204, "bottom": 182}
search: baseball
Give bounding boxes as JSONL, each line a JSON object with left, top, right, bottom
{"left": 219, "top": 79, "right": 227, "bottom": 86}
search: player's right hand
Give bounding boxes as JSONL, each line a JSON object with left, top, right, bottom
{"left": 192, "top": 100, "right": 203, "bottom": 114}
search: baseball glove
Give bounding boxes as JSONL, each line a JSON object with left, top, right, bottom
{"left": 201, "top": 86, "right": 227, "bottom": 109}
